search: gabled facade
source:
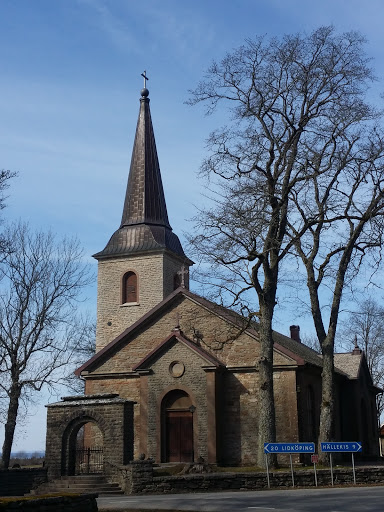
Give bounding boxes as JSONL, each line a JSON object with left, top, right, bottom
{"left": 75, "top": 288, "right": 328, "bottom": 465}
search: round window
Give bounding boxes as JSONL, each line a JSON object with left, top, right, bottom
{"left": 169, "top": 361, "right": 185, "bottom": 378}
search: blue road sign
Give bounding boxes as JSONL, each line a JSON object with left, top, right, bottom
{"left": 321, "top": 442, "right": 362, "bottom": 453}
{"left": 264, "top": 442, "right": 315, "bottom": 454}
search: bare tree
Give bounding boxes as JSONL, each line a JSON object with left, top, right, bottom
{"left": 290, "top": 126, "right": 384, "bottom": 460}
{"left": 0, "top": 170, "right": 16, "bottom": 204}
{"left": 0, "top": 222, "right": 92, "bottom": 468}
{"left": 0, "top": 169, "right": 17, "bottom": 253}
{"left": 187, "top": 27, "right": 379, "bottom": 465}
{"left": 62, "top": 314, "right": 96, "bottom": 393}
{"left": 341, "top": 298, "right": 384, "bottom": 419}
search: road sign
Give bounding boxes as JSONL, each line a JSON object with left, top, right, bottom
{"left": 264, "top": 442, "right": 315, "bottom": 454}
{"left": 320, "top": 442, "right": 362, "bottom": 453}
{"left": 311, "top": 454, "right": 319, "bottom": 464}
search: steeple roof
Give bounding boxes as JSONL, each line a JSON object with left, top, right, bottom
{"left": 94, "top": 87, "right": 187, "bottom": 261}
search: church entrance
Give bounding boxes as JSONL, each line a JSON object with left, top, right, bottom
{"left": 162, "top": 390, "right": 195, "bottom": 462}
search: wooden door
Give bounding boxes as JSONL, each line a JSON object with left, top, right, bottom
{"left": 166, "top": 410, "right": 193, "bottom": 462}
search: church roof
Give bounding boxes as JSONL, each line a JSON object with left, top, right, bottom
{"left": 75, "top": 287, "right": 324, "bottom": 376}
{"left": 334, "top": 353, "right": 363, "bottom": 379}
{"left": 94, "top": 87, "right": 187, "bottom": 261}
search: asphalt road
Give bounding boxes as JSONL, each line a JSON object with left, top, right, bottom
{"left": 97, "top": 485, "right": 384, "bottom": 511}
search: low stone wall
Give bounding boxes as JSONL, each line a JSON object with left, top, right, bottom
{"left": 0, "top": 493, "right": 98, "bottom": 512}
{"left": 0, "top": 468, "right": 47, "bottom": 497}
{"left": 118, "top": 460, "right": 384, "bottom": 494}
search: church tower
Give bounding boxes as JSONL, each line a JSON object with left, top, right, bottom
{"left": 94, "top": 84, "right": 192, "bottom": 351}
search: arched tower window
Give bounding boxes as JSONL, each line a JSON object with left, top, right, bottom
{"left": 122, "top": 271, "right": 138, "bottom": 303}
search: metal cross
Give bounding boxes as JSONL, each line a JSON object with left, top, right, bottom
{"left": 177, "top": 265, "right": 189, "bottom": 288}
{"left": 141, "top": 70, "right": 149, "bottom": 88}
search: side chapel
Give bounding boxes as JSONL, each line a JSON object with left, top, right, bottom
{"left": 45, "top": 85, "right": 380, "bottom": 479}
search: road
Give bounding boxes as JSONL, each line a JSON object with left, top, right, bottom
{"left": 97, "top": 485, "right": 384, "bottom": 511}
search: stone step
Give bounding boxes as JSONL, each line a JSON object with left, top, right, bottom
{"left": 40, "top": 484, "right": 120, "bottom": 491}
{"left": 58, "top": 476, "right": 109, "bottom": 483}
{"left": 28, "top": 475, "right": 124, "bottom": 496}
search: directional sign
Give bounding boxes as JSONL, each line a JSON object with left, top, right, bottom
{"left": 264, "top": 442, "right": 315, "bottom": 454}
{"left": 321, "top": 442, "right": 362, "bottom": 453}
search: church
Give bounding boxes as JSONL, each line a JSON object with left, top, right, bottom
{"left": 45, "top": 84, "right": 380, "bottom": 479}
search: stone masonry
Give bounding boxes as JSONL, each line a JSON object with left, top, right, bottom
{"left": 83, "top": 293, "right": 303, "bottom": 465}
{"left": 45, "top": 395, "right": 135, "bottom": 480}
{"left": 96, "top": 251, "right": 187, "bottom": 350}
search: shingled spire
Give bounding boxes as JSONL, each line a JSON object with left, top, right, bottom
{"left": 94, "top": 86, "right": 186, "bottom": 260}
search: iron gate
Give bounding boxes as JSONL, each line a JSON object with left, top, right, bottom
{"left": 75, "top": 447, "right": 104, "bottom": 474}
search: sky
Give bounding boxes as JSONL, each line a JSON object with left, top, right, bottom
{"left": 1, "top": 0, "right": 384, "bottom": 453}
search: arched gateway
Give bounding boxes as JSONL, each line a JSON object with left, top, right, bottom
{"left": 45, "top": 394, "right": 135, "bottom": 480}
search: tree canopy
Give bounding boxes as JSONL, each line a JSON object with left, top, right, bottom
{"left": 188, "top": 26, "right": 384, "bottom": 464}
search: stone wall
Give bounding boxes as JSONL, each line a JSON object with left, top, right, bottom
{"left": 120, "top": 460, "right": 384, "bottom": 494}
{"left": 0, "top": 468, "right": 47, "bottom": 497}
{"left": 0, "top": 493, "right": 97, "bottom": 512}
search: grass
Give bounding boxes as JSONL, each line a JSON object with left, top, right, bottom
{"left": 152, "top": 463, "right": 352, "bottom": 477}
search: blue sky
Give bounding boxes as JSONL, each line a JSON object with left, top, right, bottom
{"left": 1, "top": 0, "right": 384, "bottom": 452}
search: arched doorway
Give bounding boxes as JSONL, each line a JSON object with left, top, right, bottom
{"left": 63, "top": 418, "right": 104, "bottom": 476}
{"left": 162, "top": 390, "right": 195, "bottom": 463}
{"left": 75, "top": 422, "right": 104, "bottom": 474}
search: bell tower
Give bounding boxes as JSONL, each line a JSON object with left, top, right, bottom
{"left": 94, "top": 82, "right": 192, "bottom": 351}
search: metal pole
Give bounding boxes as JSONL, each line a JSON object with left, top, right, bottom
{"left": 265, "top": 454, "right": 270, "bottom": 489}
{"left": 290, "top": 454, "right": 295, "bottom": 487}
{"left": 87, "top": 447, "right": 90, "bottom": 474}
{"left": 352, "top": 453, "right": 356, "bottom": 485}
{"left": 330, "top": 453, "right": 334, "bottom": 486}
{"left": 314, "top": 461, "right": 318, "bottom": 487}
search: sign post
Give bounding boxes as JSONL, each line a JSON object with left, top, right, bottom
{"left": 311, "top": 454, "right": 319, "bottom": 486}
{"left": 264, "top": 442, "right": 315, "bottom": 488}
{"left": 265, "top": 453, "right": 270, "bottom": 489}
{"left": 320, "top": 442, "right": 362, "bottom": 485}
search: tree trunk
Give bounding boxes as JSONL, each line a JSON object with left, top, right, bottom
{"left": 1, "top": 383, "right": 21, "bottom": 469}
{"left": 318, "top": 338, "right": 334, "bottom": 465}
{"left": 257, "top": 291, "right": 277, "bottom": 467}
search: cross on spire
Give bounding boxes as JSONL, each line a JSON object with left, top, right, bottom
{"left": 141, "top": 70, "right": 149, "bottom": 88}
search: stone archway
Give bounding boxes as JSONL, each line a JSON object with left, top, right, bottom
{"left": 161, "top": 390, "right": 195, "bottom": 463}
{"left": 63, "top": 417, "right": 104, "bottom": 475}
{"left": 45, "top": 395, "right": 135, "bottom": 480}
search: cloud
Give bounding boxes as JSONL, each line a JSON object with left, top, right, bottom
{"left": 76, "top": 0, "right": 215, "bottom": 66}
{"left": 76, "top": 0, "right": 141, "bottom": 53}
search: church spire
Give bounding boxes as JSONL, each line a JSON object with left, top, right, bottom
{"left": 120, "top": 86, "right": 171, "bottom": 230}
{"left": 94, "top": 84, "right": 186, "bottom": 260}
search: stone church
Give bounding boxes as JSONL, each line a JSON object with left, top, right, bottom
{"left": 45, "top": 85, "right": 380, "bottom": 479}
